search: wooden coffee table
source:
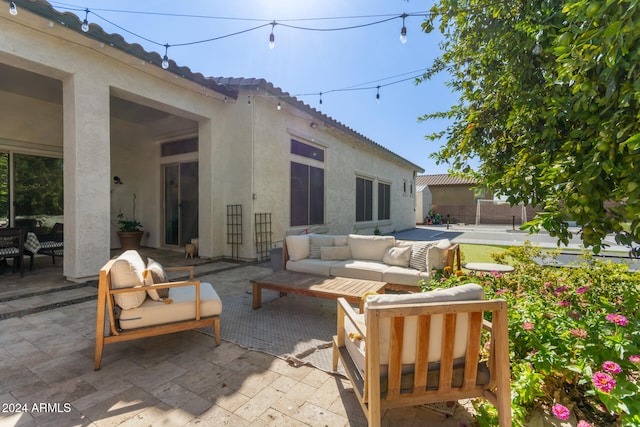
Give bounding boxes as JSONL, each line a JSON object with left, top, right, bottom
{"left": 251, "top": 270, "right": 387, "bottom": 311}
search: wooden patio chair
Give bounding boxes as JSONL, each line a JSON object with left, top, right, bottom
{"left": 95, "top": 250, "right": 222, "bottom": 370}
{"left": 333, "top": 283, "right": 511, "bottom": 426}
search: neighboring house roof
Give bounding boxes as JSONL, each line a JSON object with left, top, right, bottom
{"left": 416, "top": 174, "right": 477, "bottom": 187}
{"left": 214, "top": 77, "right": 424, "bottom": 172}
{"left": 18, "top": 0, "right": 424, "bottom": 173}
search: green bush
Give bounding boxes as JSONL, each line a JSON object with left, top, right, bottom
{"left": 422, "top": 243, "right": 640, "bottom": 426}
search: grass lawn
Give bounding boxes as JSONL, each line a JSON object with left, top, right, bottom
{"left": 459, "top": 243, "right": 511, "bottom": 264}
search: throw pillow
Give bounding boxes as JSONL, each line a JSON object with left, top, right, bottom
{"left": 321, "top": 245, "right": 352, "bottom": 261}
{"left": 147, "top": 257, "right": 168, "bottom": 283}
{"left": 309, "top": 234, "right": 335, "bottom": 259}
{"left": 382, "top": 245, "right": 412, "bottom": 267}
{"left": 406, "top": 241, "right": 436, "bottom": 271}
{"left": 143, "top": 268, "right": 169, "bottom": 301}
{"left": 110, "top": 250, "right": 148, "bottom": 309}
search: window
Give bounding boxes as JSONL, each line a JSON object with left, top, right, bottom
{"left": 290, "top": 139, "right": 325, "bottom": 227}
{"left": 290, "top": 162, "right": 324, "bottom": 226}
{"left": 161, "top": 137, "right": 198, "bottom": 156}
{"left": 291, "top": 139, "right": 324, "bottom": 161}
{"left": 378, "top": 182, "right": 391, "bottom": 220}
{"left": 356, "top": 177, "right": 373, "bottom": 222}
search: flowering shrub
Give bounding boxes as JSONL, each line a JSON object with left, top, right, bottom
{"left": 422, "top": 243, "right": 640, "bottom": 426}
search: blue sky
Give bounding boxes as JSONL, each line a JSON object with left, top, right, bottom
{"left": 51, "top": 0, "right": 457, "bottom": 174}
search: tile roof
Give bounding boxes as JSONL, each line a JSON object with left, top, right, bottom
{"left": 18, "top": 0, "right": 238, "bottom": 100}
{"left": 416, "top": 174, "right": 477, "bottom": 187}
{"left": 16, "top": 1, "right": 424, "bottom": 173}
{"left": 213, "top": 77, "right": 425, "bottom": 172}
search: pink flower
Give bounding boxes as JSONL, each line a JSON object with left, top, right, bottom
{"left": 543, "top": 281, "right": 553, "bottom": 288}
{"left": 552, "top": 404, "right": 570, "bottom": 420}
{"left": 577, "top": 421, "right": 592, "bottom": 427}
{"left": 605, "top": 313, "right": 628, "bottom": 326}
{"left": 557, "top": 301, "right": 570, "bottom": 307}
{"left": 592, "top": 371, "right": 616, "bottom": 393}
{"left": 523, "top": 322, "right": 534, "bottom": 331}
{"left": 554, "top": 286, "right": 569, "bottom": 295}
{"left": 491, "top": 271, "right": 503, "bottom": 279}
{"left": 576, "top": 286, "right": 589, "bottom": 294}
{"left": 495, "top": 288, "right": 508, "bottom": 296}
{"left": 602, "top": 361, "right": 622, "bottom": 374}
{"left": 570, "top": 328, "right": 587, "bottom": 339}
{"left": 630, "top": 355, "right": 640, "bottom": 363}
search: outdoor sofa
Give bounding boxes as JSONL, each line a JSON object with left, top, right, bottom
{"left": 282, "top": 234, "right": 461, "bottom": 291}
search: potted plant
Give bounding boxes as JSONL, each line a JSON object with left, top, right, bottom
{"left": 116, "top": 193, "right": 144, "bottom": 250}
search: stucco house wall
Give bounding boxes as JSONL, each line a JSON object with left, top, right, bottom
{"left": 0, "top": 2, "right": 422, "bottom": 280}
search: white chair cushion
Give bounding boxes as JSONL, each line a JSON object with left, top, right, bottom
{"left": 363, "top": 284, "right": 485, "bottom": 365}
{"left": 285, "top": 235, "right": 310, "bottom": 261}
{"left": 118, "top": 282, "right": 222, "bottom": 330}
{"left": 146, "top": 258, "right": 169, "bottom": 301}
{"left": 110, "top": 250, "right": 147, "bottom": 309}
{"left": 348, "top": 234, "right": 395, "bottom": 261}
{"left": 382, "top": 245, "right": 412, "bottom": 267}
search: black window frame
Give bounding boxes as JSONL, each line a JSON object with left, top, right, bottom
{"left": 356, "top": 177, "right": 373, "bottom": 222}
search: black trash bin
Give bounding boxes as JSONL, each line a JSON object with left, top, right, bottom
{"left": 270, "top": 247, "right": 283, "bottom": 272}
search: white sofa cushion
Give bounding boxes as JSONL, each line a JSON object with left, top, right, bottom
{"left": 382, "top": 245, "right": 411, "bottom": 267}
{"left": 286, "top": 259, "right": 336, "bottom": 276}
{"left": 382, "top": 266, "right": 425, "bottom": 287}
{"left": 321, "top": 245, "right": 352, "bottom": 261}
{"left": 285, "top": 235, "right": 310, "bottom": 261}
{"left": 426, "top": 239, "right": 451, "bottom": 271}
{"left": 363, "top": 284, "right": 485, "bottom": 365}
{"left": 348, "top": 234, "right": 395, "bottom": 261}
{"left": 110, "top": 250, "right": 148, "bottom": 309}
{"left": 118, "top": 282, "right": 222, "bottom": 330}
{"left": 309, "top": 234, "right": 335, "bottom": 259}
{"left": 330, "top": 260, "right": 387, "bottom": 281}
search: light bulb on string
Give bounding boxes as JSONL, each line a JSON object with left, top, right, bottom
{"left": 269, "top": 21, "right": 276, "bottom": 49}
{"left": 277, "top": 99, "right": 282, "bottom": 110}
{"left": 161, "top": 44, "right": 170, "bottom": 70}
{"left": 9, "top": 1, "right": 17, "bottom": 15}
{"left": 376, "top": 86, "right": 381, "bottom": 104}
{"left": 399, "top": 13, "right": 408, "bottom": 44}
{"left": 319, "top": 92, "right": 323, "bottom": 106}
{"left": 81, "top": 8, "right": 90, "bottom": 32}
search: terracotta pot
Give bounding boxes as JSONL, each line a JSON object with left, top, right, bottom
{"left": 117, "top": 231, "right": 143, "bottom": 250}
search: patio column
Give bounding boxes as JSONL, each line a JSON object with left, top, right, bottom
{"left": 62, "top": 72, "right": 111, "bottom": 280}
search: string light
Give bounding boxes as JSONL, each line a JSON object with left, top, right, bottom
{"left": 161, "top": 44, "right": 170, "bottom": 69}
{"left": 269, "top": 21, "right": 276, "bottom": 49}
{"left": 81, "top": 8, "right": 90, "bottom": 32}
{"left": 399, "top": 13, "right": 408, "bottom": 44}
{"left": 376, "top": 86, "right": 381, "bottom": 104}
{"left": 319, "top": 92, "right": 323, "bottom": 106}
{"left": 277, "top": 99, "right": 282, "bottom": 110}
{"left": 9, "top": 1, "right": 17, "bottom": 15}
{"left": 49, "top": 4, "right": 426, "bottom": 53}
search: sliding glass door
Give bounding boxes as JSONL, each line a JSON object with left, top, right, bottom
{"left": 164, "top": 161, "right": 198, "bottom": 246}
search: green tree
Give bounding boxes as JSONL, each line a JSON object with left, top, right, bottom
{"left": 420, "top": 0, "right": 640, "bottom": 254}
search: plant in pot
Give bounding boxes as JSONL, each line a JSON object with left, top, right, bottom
{"left": 116, "top": 193, "right": 143, "bottom": 250}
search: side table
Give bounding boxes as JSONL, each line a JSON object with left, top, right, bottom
{"left": 463, "top": 262, "right": 514, "bottom": 273}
